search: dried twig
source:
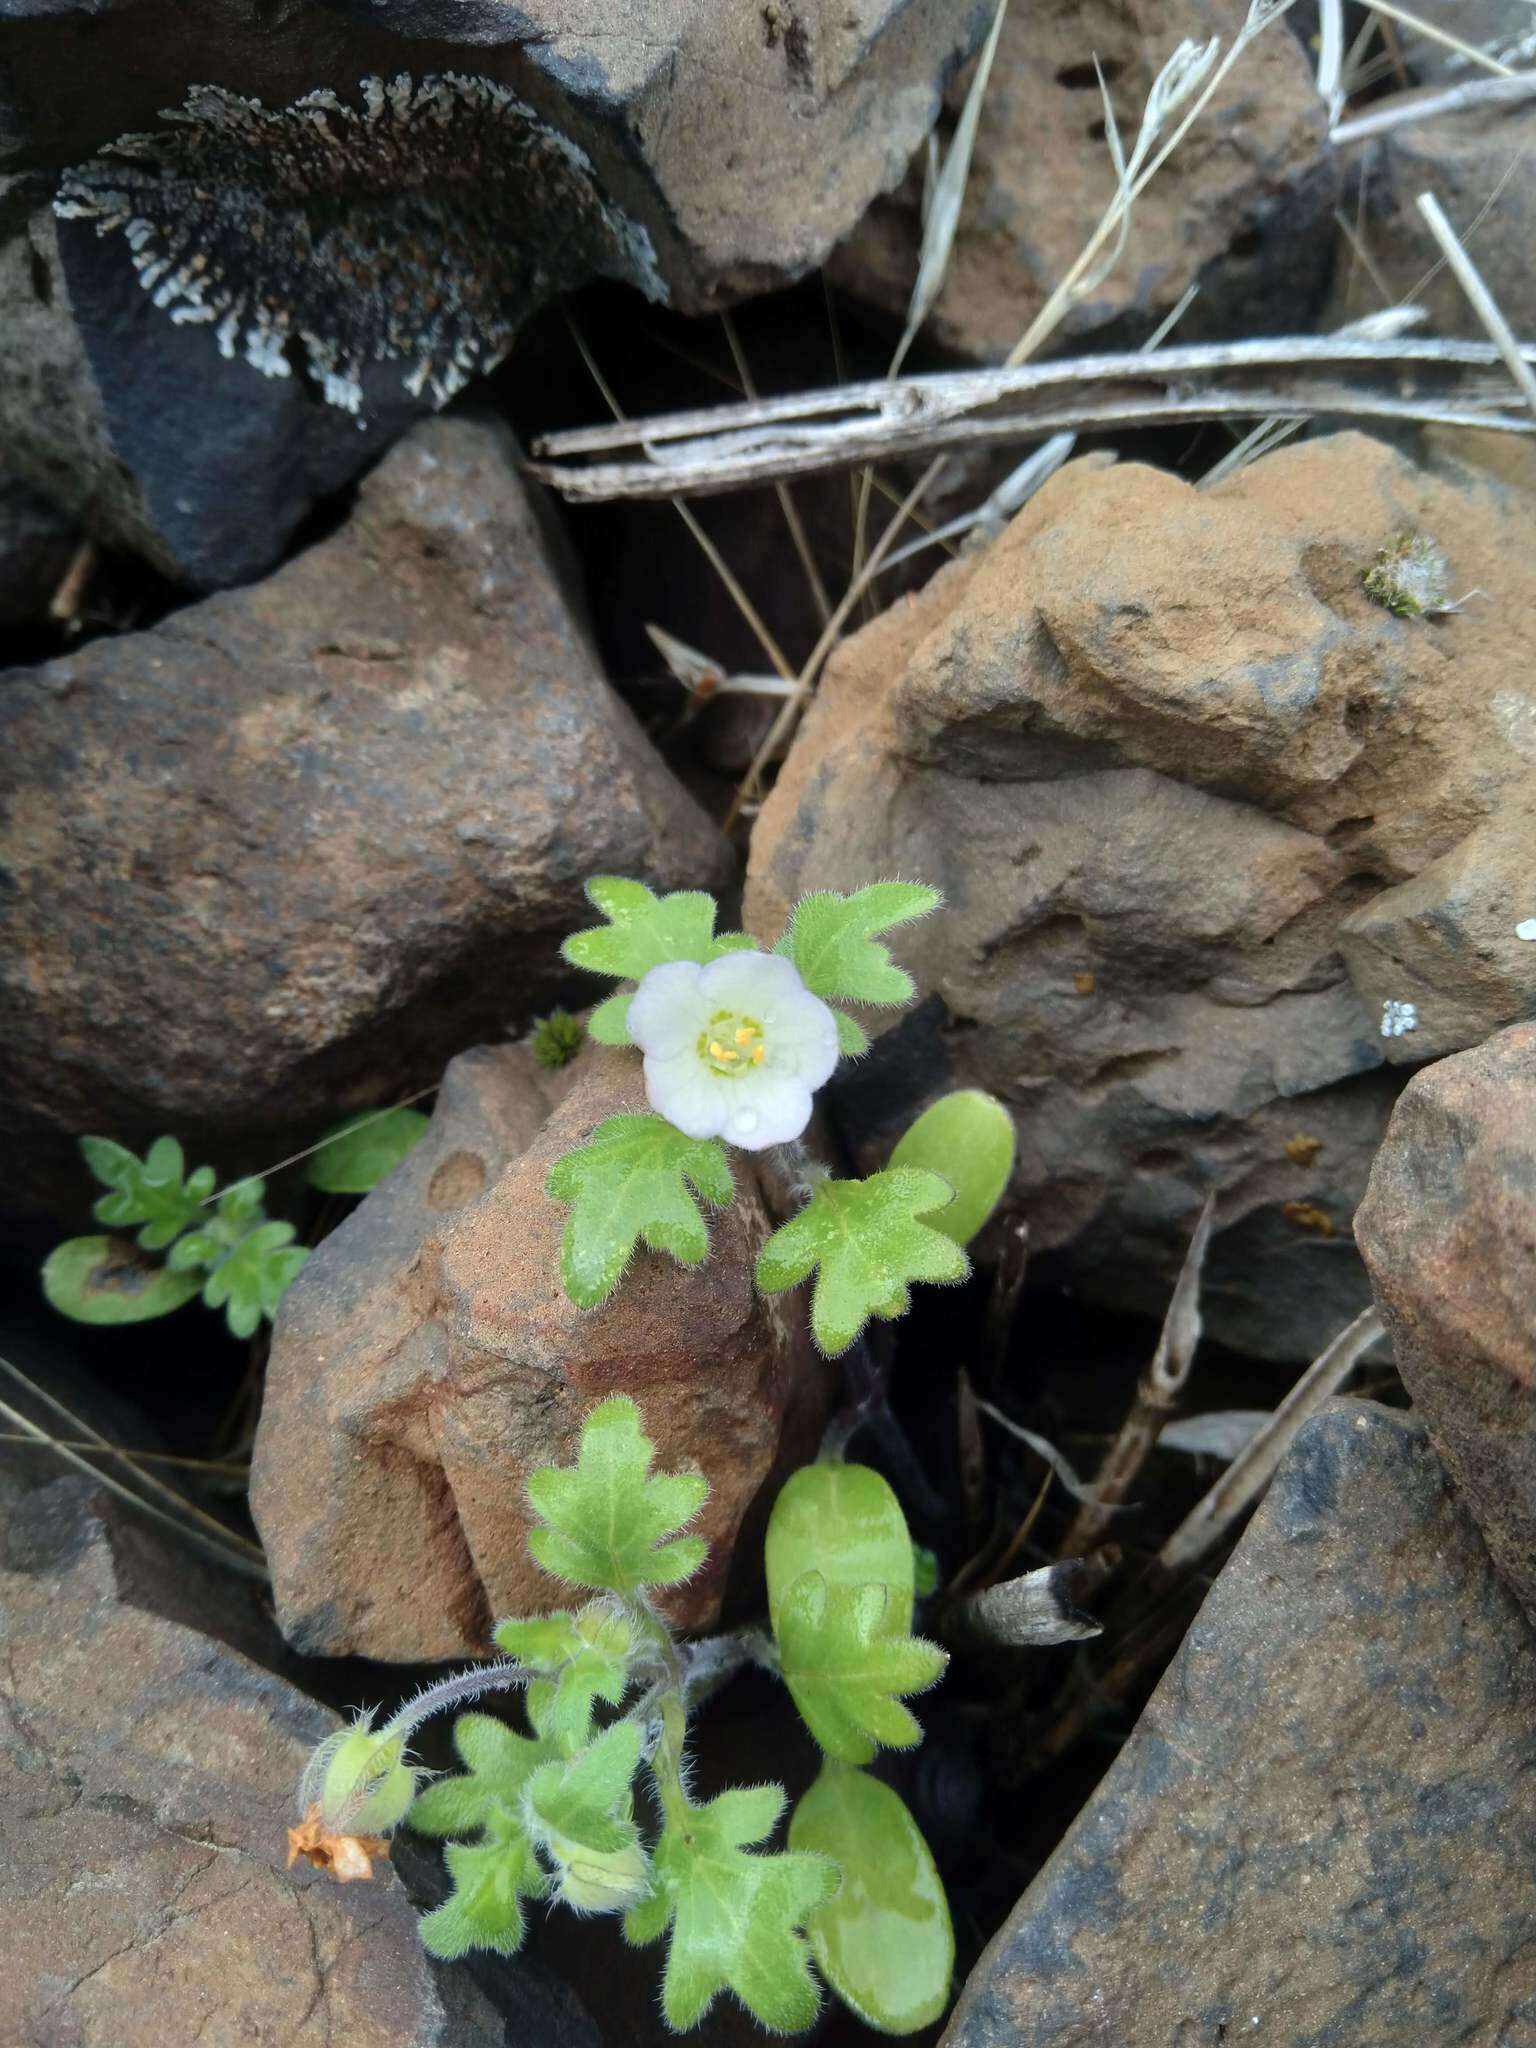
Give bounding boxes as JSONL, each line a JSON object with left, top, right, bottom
{"left": 528, "top": 334, "right": 1536, "bottom": 501}
{"left": 1058, "top": 1194, "right": 1215, "bottom": 1559}
{"left": 1416, "top": 188, "right": 1536, "bottom": 419}
{"left": 1332, "top": 72, "right": 1536, "bottom": 145}
{"left": 47, "top": 537, "right": 97, "bottom": 631}
{"left": 1141, "top": 1305, "right": 1383, "bottom": 1593}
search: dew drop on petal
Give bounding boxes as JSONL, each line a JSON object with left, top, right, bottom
{"left": 731, "top": 1107, "right": 760, "bottom": 1137}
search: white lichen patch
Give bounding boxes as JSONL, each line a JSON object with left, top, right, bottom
{"left": 55, "top": 73, "right": 666, "bottom": 412}
{"left": 1380, "top": 998, "right": 1418, "bottom": 1039}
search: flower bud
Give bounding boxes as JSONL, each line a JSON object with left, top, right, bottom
{"left": 550, "top": 1837, "right": 652, "bottom": 1916}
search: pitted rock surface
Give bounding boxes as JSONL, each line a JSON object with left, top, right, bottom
{"left": 1356, "top": 1021, "right": 1536, "bottom": 1626}
{"left": 0, "top": 413, "right": 729, "bottom": 1222}
{"left": 746, "top": 431, "right": 1536, "bottom": 1358}
{"left": 944, "top": 1404, "right": 1536, "bottom": 2047}
{"left": 251, "top": 1045, "right": 829, "bottom": 1662}
{"left": 832, "top": 0, "right": 1337, "bottom": 361}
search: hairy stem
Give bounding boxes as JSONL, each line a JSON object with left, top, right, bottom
{"left": 380, "top": 1659, "right": 531, "bottom": 1745}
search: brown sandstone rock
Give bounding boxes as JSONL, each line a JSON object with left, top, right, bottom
{"left": 747, "top": 432, "right": 1536, "bottom": 1357}
{"left": 0, "top": 1478, "right": 589, "bottom": 2048}
{"left": 1355, "top": 1021, "right": 1536, "bottom": 1625}
{"left": 831, "top": 0, "right": 1337, "bottom": 361}
{"left": 251, "top": 1044, "right": 828, "bottom": 1663}
{"left": 0, "top": 412, "right": 729, "bottom": 1222}
{"left": 944, "top": 1403, "right": 1536, "bottom": 2046}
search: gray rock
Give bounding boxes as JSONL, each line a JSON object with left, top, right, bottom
{"left": 747, "top": 431, "right": 1536, "bottom": 1360}
{"left": 0, "top": 412, "right": 730, "bottom": 1222}
{"left": 1, "top": 0, "right": 989, "bottom": 585}
{"left": 1340, "top": 781, "right": 1536, "bottom": 1064}
{"left": 945, "top": 1403, "right": 1536, "bottom": 2048}
{"left": 0, "top": 1476, "right": 593, "bottom": 2048}
{"left": 1356, "top": 1021, "right": 1536, "bottom": 1629}
{"left": 0, "top": 467, "right": 76, "bottom": 627}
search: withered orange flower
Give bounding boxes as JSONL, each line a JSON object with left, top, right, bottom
{"left": 286, "top": 1803, "right": 391, "bottom": 1883}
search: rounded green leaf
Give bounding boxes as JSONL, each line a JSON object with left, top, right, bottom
{"left": 766, "top": 1462, "right": 915, "bottom": 1640}
{"left": 789, "top": 1764, "right": 953, "bottom": 2035}
{"left": 888, "top": 1089, "right": 1015, "bottom": 1246}
{"left": 307, "top": 1108, "right": 431, "bottom": 1193}
{"left": 41, "top": 1237, "right": 204, "bottom": 1325}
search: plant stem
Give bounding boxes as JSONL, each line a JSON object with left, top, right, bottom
{"left": 628, "top": 1599, "right": 694, "bottom": 1833}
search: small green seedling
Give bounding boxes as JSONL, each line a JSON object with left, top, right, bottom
{"left": 532, "top": 1008, "right": 586, "bottom": 1069}
{"left": 289, "top": 1397, "right": 952, "bottom": 2036}
{"left": 1362, "top": 532, "right": 1452, "bottom": 618}
{"left": 42, "top": 1108, "right": 429, "bottom": 1336}
{"left": 547, "top": 877, "right": 1016, "bottom": 1356}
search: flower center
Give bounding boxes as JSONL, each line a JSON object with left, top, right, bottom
{"left": 698, "top": 1010, "right": 767, "bottom": 1078}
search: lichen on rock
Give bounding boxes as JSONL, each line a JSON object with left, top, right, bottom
{"left": 54, "top": 72, "right": 666, "bottom": 413}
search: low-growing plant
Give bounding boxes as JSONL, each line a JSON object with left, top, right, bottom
{"left": 548, "top": 876, "right": 1000, "bottom": 1356}
{"left": 42, "top": 1106, "right": 429, "bottom": 1335}
{"left": 289, "top": 1396, "right": 955, "bottom": 2034}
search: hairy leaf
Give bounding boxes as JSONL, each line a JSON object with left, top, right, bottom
{"left": 831, "top": 1008, "right": 870, "bottom": 1058}
{"left": 420, "top": 1813, "right": 549, "bottom": 1959}
{"left": 494, "top": 1602, "right": 637, "bottom": 1749}
{"left": 789, "top": 1763, "right": 953, "bottom": 2034}
{"left": 409, "top": 1711, "right": 553, "bottom": 1841}
{"left": 774, "top": 1574, "right": 947, "bottom": 1765}
{"left": 41, "top": 1236, "right": 204, "bottom": 1326}
{"left": 178, "top": 1220, "right": 307, "bottom": 1338}
{"left": 586, "top": 990, "right": 635, "bottom": 1046}
{"left": 624, "top": 1786, "right": 836, "bottom": 2034}
{"left": 306, "top": 1107, "right": 430, "bottom": 1193}
{"left": 755, "top": 1168, "right": 969, "bottom": 1356}
{"left": 562, "top": 877, "right": 756, "bottom": 983}
{"left": 526, "top": 1395, "right": 708, "bottom": 1596}
{"left": 80, "top": 1134, "right": 215, "bottom": 1251}
{"left": 778, "top": 883, "right": 941, "bottom": 1007}
{"left": 526, "top": 1718, "right": 643, "bottom": 1856}
{"left": 888, "top": 1089, "right": 1015, "bottom": 1246}
{"left": 546, "top": 1112, "right": 733, "bottom": 1310}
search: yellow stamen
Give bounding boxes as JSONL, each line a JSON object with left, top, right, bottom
{"left": 751, "top": 1044, "right": 766, "bottom": 1065}
{"left": 708, "top": 1041, "right": 740, "bottom": 1063}
{"left": 734, "top": 1026, "right": 756, "bottom": 1045}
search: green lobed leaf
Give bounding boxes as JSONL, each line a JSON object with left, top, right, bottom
{"left": 562, "top": 877, "right": 757, "bottom": 983}
{"left": 789, "top": 1763, "right": 953, "bottom": 2035}
{"left": 755, "top": 1168, "right": 969, "bottom": 1357}
{"left": 80, "top": 1133, "right": 217, "bottom": 1251}
{"left": 773, "top": 1574, "right": 947, "bottom": 1765}
{"left": 306, "top": 1108, "right": 431, "bottom": 1193}
{"left": 408, "top": 1711, "right": 554, "bottom": 1840}
{"left": 888, "top": 1089, "right": 1015, "bottom": 1247}
{"left": 494, "top": 1602, "right": 637, "bottom": 1749}
{"left": 624, "top": 1786, "right": 837, "bottom": 2034}
{"left": 525, "top": 1718, "right": 643, "bottom": 1856}
{"left": 586, "top": 991, "right": 634, "bottom": 1045}
{"left": 831, "top": 1009, "right": 870, "bottom": 1058}
{"left": 420, "top": 1814, "right": 549, "bottom": 1960}
{"left": 778, "top": 883, "right": 941, "bottom": 1007}
{"left": 192, "top": 1221, "right": 308, "bottom": 1338}
{"left": 765, "top": 1462, "right": 918, "bottom": 1638}
{"left": 41, "top": 1236, "right": 204, "bottom": 1326}
{"left": 526, "top": 1394, "right": 709, "bottom": 1596}
{"left": 546, "top": 1112, "right": 733, "bottom": 1310}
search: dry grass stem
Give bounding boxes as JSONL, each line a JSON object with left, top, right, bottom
{"left": 1146, "top": 1305, "right": 1384, "bottom": 1589}
{"left": 1415, "top": 188, "right": 1536, "bottom": 418}
{"left": 1332, "top": 72, "right": 1536, "bottom": 145}
{"left": 1058, "top": 1195, "right": 1215, "bottom": 1559}
{"left": 719, "top": 309, "right": 833, "bottom": 627}
{"left": 1363, "top": 0, "right": 1519, "bottom": 77}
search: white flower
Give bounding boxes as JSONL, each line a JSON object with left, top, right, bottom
{"left": 627, "top": 951, "right": 840, "bottom": 1151}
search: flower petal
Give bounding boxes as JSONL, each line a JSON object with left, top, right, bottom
{"left": 643, "top": 1050, "right": 733, "bottom": 1140}
{"left": 721, "top": 1078, "right": 816, "bottom": 1150}
{"left": 697, "top": 949, "right": 806, "bottom": 1012}
{"left": 627, "top": 960, "right": 706, "bottom": 1060}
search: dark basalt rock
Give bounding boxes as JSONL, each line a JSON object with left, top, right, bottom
{"left": 944, "top": 1403, "right": 1536, "bottom": 2047}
